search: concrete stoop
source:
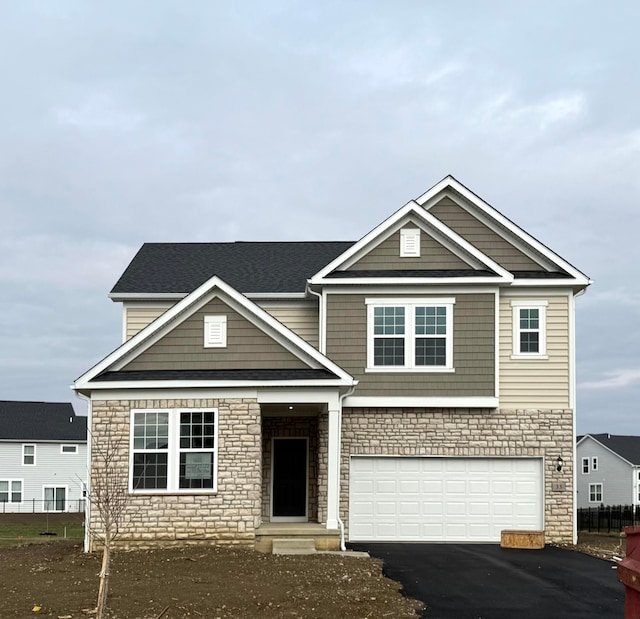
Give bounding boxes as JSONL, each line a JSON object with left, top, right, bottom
{"left": 255, "top": 523, "right": 341, "bottom": 553}
{"left": 272, "top": 537, "right": 317, "bottom": 555}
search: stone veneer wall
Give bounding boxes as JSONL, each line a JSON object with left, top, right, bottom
{"left": 338, "top": 408, "right": 574, "bottom": 544}
{"left": 90, "top": 398, "right": 261, "bottom": 549}
{"left": 261, "top": 416, "right": 319, "bottom": 522}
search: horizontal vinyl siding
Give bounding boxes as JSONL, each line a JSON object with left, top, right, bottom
{"left": 124, "top": 297, "right": 308, "bottom": 371}
{"left": 351, "top": 226, "right": 470, "bottom": 271}
{"left": 125, "top": 305, "right": 173, "bottom": 340}
{"left": 325, "top": 293, "right": 495, "bottom": 397}
{"left": 259, "top": 302, "right": 319, "bottom": 349}
{"left": 499, "top": 294, "right": 569, "bottom": 408}
{"left": 430, "top": 198, "right": 544, "bottom": 271}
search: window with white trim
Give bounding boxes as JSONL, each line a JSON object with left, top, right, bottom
{"left": 637, "top": 471, "right": 640, "bottom": 503}
{"left": 0, "top": 480, "right": 22, "bottom": 503}
{"left": 592, "top": 457, "right": 598, "bottom": 471}
{"left": 131, "top": 409, "right": 218, "bottom": 493}
{"left": 61, "top": 445, "right": 78, "bottom": 454}
{"left": 366, "top": 298, "right": 455, "bottom": 371}
{"left": 582, "top": 457, "right": 589, "bottom": 474}
{"left": 400, "top": 228, "right": 421, "bottom": 257}
{"left": 589, "top": 483, "right": 603, "bottom": 503}
{"left": 22, "top": 444, "right": 35, "bottom": 466}
{"left": 204, "top": 315, "right": 227, "bottom": 348}
{"left": 511, "top": 300, "right": 547, "bottom": 357}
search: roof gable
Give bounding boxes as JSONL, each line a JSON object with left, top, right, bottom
{"left": 75, "top": 275, "right": 354, "bottom": 390}
{"left": 578, "top": 433, "right": 640, "bottom": 466}
{"left": 0, "top": 401, "right": 87, "bottom": 442}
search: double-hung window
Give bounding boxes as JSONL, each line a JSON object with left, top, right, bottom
{"left": 22, "top": 444, "right": 35, "bottom": 466}
{"left": 582, "top": 457, "right": 589, "bottom": 474}
{"left": 131, "top": 409, "right": 218, "bottom": 493}
{"left": 0, "top": 480, "right": 22, "bottom": 503}
{"left": 589, "top": 483, "right": 603, "bottom": 503}
{"left": 511, "top": 300, "right": 547, "bottom": 357}
{"left": 366, "top": 298, "right": 454, "bottom": 371}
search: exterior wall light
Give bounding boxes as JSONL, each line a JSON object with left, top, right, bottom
{"left": 556, "top": 456, "right": 564, "bottom": 472}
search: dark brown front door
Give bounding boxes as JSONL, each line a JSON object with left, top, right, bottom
{"left": 272, "top": 438, "right": 307, "bottom": 520}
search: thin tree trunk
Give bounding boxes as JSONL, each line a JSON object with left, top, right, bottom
{"left": 96, "top": 530, "right": 111, "bottom": 619}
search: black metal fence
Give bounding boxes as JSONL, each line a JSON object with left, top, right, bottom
{"left": 577, "top": 505, "right": 640, "bottom": 533}
{"left": 0, "top": 499, "right": 85, "bottom": 514}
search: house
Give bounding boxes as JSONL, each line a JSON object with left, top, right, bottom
{"left": 576, "top": 434, "right": 640, "bottom": 508}
{"left": 73, "top": 175, "right": 590, "bottom": 551}
{"left": 0, "top": 401, "right": 87, "bottom": 513}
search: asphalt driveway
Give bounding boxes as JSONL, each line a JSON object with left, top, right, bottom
{"left": 349, "top": 543, "right": 624, "bottom": 619}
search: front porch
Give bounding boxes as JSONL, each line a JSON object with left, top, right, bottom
{"left": 254, "top": 522, "right": 341, "bottom": 553}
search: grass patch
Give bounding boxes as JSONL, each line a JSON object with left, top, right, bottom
{"left": 0, "top": 513, "right": 85, "bottom": 547}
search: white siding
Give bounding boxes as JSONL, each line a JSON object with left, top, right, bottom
{"left": 0, "top": 441, "right": 87, "bottom": 512}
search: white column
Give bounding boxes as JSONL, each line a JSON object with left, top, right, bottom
{"left": 325, "top": 406, "right": 340, "bottom": 530}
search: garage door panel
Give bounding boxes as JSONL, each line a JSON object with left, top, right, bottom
{"left": 350, "top": 457, "right": 542, "bottom": 542}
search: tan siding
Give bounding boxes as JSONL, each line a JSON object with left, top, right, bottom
{"left": 430, "top": 198, "right": 544, "bottom": 271}
{"left": 499, "top": 294, "right": 570, "bottom": 408}
{"left": 259, "top": 302, "right": 319, "bottom": 349}
{"left": 325, "top": 293, "right": 495, "bottom": 397}
{"left": 351, "top": 227, "right": 470, "bottom": 270}
{"left": 124, "top": 297, "right": 307, "bottom": 371}
{"left": 125, "top": 305, "right": 174, "bottom": 340}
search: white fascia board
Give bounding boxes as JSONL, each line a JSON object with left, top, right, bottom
{"left": 416, "top": 176, "right": 591, "bottom": 285}
{"left": 75, "top": 274, "right": 354, "bottom": 389}
{"left": 324, "top": 284, "right": 502, "bottom": 295}
{"left": 577, "top": 435, "right": 635, "bottom": 467}
{"left": 343, "top": 396, "right": 499, "bottom": 408}
{"left": 315, "top": 276, "right": 508, "bottom": 286}
{"left": 510, "top": 279, "right": 589, "bottom": 288}
{"left": 81, "top": 379, "right": 354, "bottom": 391}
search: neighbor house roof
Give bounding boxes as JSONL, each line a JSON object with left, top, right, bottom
{"left": 0, "top": 401, "right": 87, "bottom": 442}
{"left": 580, "top": 434, "right": 640, "bottom": 466}
{"left": 110, "top": 241, "right": 355, "bottom": 296}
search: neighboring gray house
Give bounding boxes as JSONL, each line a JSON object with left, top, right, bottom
{"left": 576, "top": 434, "right": 640, "bottom": 508}
{"left": 0, "top": 401, "right": 87, "bottom": 513}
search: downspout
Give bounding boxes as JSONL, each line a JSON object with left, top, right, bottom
{"left": 75, "top": 391, "right": 91, "bottom": 553}
{"left": 337, "top": 384, "right": 357, "bottom": 551}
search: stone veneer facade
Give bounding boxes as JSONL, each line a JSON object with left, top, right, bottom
{"left": 89, "top": 398, "right": 261, "bottom": 549}
{"left": 337, "top": 407, "right": 574, "bottom": 544}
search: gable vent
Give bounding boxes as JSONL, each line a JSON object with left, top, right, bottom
{"left": 204, "top": 315, "right": 227, "bottom": 348}
{"left": 400, "top": 228, "right": 421, "bottom": 257}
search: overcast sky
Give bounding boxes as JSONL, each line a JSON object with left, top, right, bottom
{"left": 0, "top": 1, "right": 637, "bottom": 434}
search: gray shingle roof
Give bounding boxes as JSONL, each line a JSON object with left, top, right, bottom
{"left": 0, "top": 401, "right": 87, "bottom": 442}
{"left": 586, "top": 434, "right": 640, "bottom": 465}
{"left": 110, "top": 241, "right": 355, "bottom": 295}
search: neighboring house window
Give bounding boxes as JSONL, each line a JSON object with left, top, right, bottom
{"left": 400, "top": 228, "right": 420, "bottom": 257}
{"left": 592, "top": 457, "right": 598, "bottom": 471}
{"left": 582, "top": 457, "right": 589, "bottom": 474}
{"left": 366, "top": 298, "right": 455, "bottom": 371}
{"left": 637, "top": 471, "right": 640, "bottom": 503}
{"left": 511, "top": 300, "right": 547, "bottom": 357}
{"left": 0, "top": 480, "right": 22, "bottom": 503}
{"left": 22, "top": 444, "right": 35, "bottom": 466}
{"left": 131, "top": 409, "right": 218, "bottom": 493}
{"left": 204, "top": 315, "right": 227, "bottom": 348}
{"left": 61, "top": 445, "right": 78, "bottom": 454}
{"left": 589, "top": 483, "right": 603, "bottom": 503}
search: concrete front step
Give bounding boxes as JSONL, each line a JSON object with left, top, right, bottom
{"left": 272, "top": 537, "right": 317, "bottom": 555}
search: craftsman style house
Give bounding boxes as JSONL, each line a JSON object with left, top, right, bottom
{"left": 577, "top": 434, "right": 640, "bottom": 508}
{"left": 73, "top": 176, "right": 590, "bottom": 550}
{"left": 0, "top": 401, "right": 87, "bottom": 513}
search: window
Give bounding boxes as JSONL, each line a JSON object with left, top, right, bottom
{"left": 589, "top": 483, "right": 603, "bottom": 503}
{"left": 511, "top": 300, "right": 547, "bottom": 357}
{"left": 131, "top": 409, "right": 218, "bottom": 493}
{"left": 582, "top": 457, "right": 589, "bottom": 474}
{"left": 61, "top": 444, "right": 78, "bottom": 454}
{"left": 0, "top": 480, "right": 22, "bottom": 503}
{"left": 204, "top": 315, "right": 227, "bottom": 348}
{"left": 366, "top": 298, "right": 455, "bottom": 371}
{"left": 43, "top": 487, "right": 66, "bottom": 512}
{"left": 592, "top": 457, "right": 598, "bottom": 471}
{"left": 637, "top": 471, "right": 640, "bottom": 503}
{"left": 400, "top": 228, "right": 420, "bottom": 257}
{"left": 22, "top": 444, "right": 35, "bottom": 466}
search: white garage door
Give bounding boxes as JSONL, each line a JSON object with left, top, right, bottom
{"left": 349, "top": 457, "right": 543, "bottom": 542}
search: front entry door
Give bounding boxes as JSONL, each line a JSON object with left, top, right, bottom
{"left": 271, "top": 438, "right": 308, "bottom": 521}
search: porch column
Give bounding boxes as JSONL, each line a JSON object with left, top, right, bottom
{"left": 326, "top": 406, "right": 340, "bottom": 530}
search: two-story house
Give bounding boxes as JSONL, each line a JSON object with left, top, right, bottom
{"left": 0, "top": 401, "right": 87, "bottom": 512}
{"left": 577, "top": 434, "right": 640, "bottom": 508}
{"left": 73, "top": 176, "right": 590, "bottom": 551}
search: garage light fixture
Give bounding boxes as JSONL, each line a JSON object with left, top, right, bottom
{"left": 556, "top": 456, "right": 564, "bottom": 472}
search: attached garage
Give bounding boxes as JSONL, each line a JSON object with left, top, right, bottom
{"left": 349, "top": 456, "right": 543, "bottom": 542}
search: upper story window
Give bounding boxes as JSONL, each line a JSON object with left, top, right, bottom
{"left": 22, "top": 444, "right": 35, "bottom": 466}
{"left": 366, "top": 298, "right": 455, "bottom": 372}
{"left": 511, "top": 300, "right": 547, "bottom": 358}
{"left": 61, "top": 445, "right": 78, "bottom": 454}
{"left": 204, "top": 315, "right": 227, "bottom": 348}
{"left": 130, "top": 409, "right": 218, "bottom": 493}
{"left": 592, "top": 457, "right": 598, "bottom": 471}
{"left": 582, "top": 457, "right": 589, "bottom": 474}
{"left": 400, "top": 228, "right": 421, "bottom": 257}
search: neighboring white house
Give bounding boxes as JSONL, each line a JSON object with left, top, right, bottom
{"left": 576, "top": 434, "right": 640, "bottom": 508}
{"left": 0, "top": 401, "right": 87, "bottom": 513}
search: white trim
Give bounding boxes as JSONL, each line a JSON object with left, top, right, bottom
{"left": 60, "top": 444, "right": 78, "bottom": 454}
{"left": 325, "top": 285, "right": 501, "bottom": 295}
{"left": 270, "top": 437, "right": 308, "bottom": 523}
{"left": 326, "top": 408, "right": 340, "bottom": 529}
{"left": 121, "top": 304, "right": 127, "bottom": 344}
{"left": 588, "top": 482, "right": 603, "bottom": 503}
{"left": 494, "top": 289, "right": 500, "bottom": 400}
{"left": 204, "top": 315, "right": 227, "bottom": 348}
{"left": 581, "top": 457, "right": 589, "bottom": 474}
{"left": 511, "top": 300, "right": 547, "bottom": 358}
{"left": 22, "top": 443, "right": 36, "bottom": 466}
{"left": 592, "top": 456, "right": 599, "bottom": 471}
{"left": 42, "top": 485, "right": 69, "bottom": 512}
{"left": 316, "top": 276, "right": 507, "bottom": 286}
{"left": 81, "top": 379, "right": 352, "bottom": 391}
{"left": 343, "top": 396, "right": 499, "bottom": 408}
